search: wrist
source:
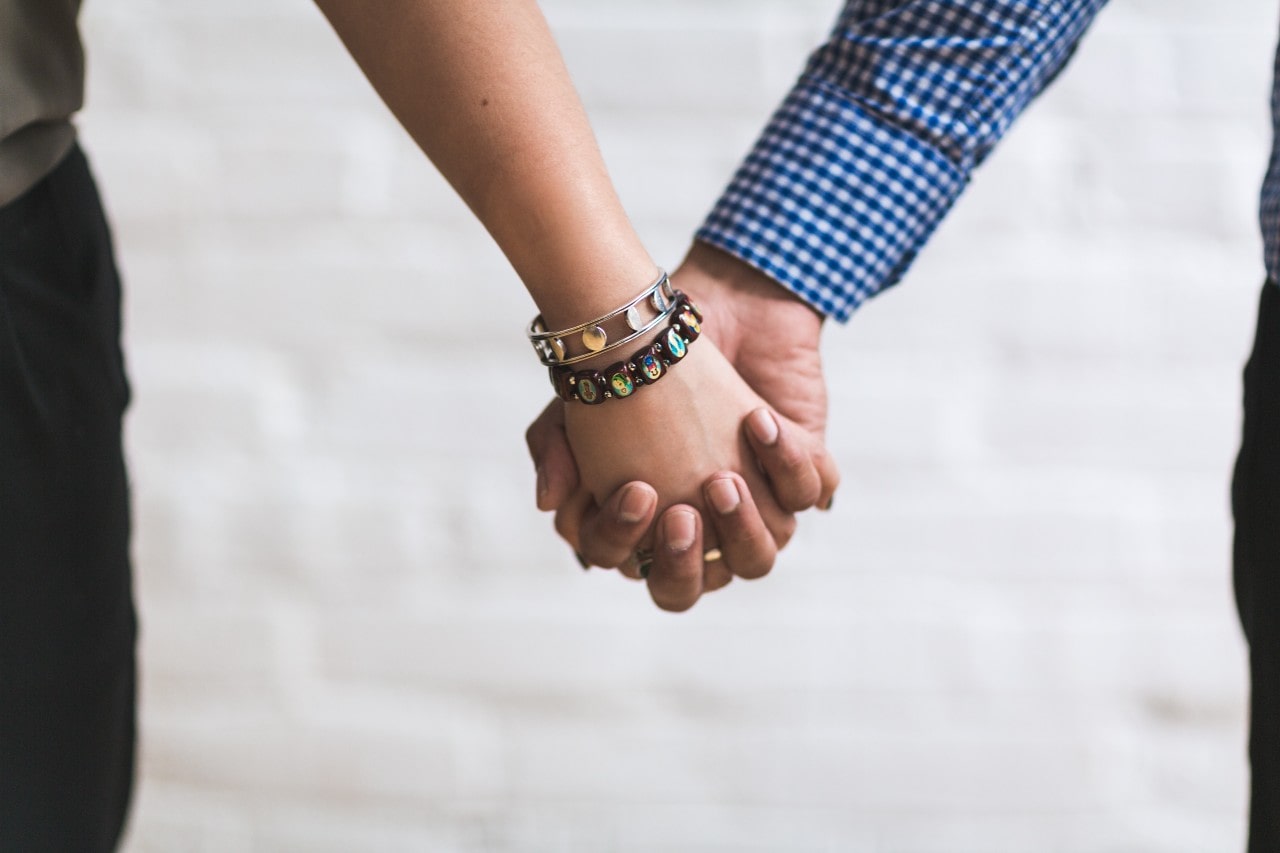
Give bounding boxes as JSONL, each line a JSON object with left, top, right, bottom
{"left": 547, "top": 286, "right": 703, "bottom": 404}
{"left": 525, "top": 239, "right": 659, "bottom": 332}
{"left": 531, "top": 271, "right": 685, "bottom": 369}
{"left": 562, "top": 336, "right": 743, "bottom": 503}
{"left": 674, "top": 242, "right": 822, "bottom": 359}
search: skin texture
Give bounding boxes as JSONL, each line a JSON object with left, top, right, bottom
{"left": 679, "top": 243, "right": 832, "bottom": 451}
{"left": 528, "top": 243, "right": 839, "bottom": 611}
{"left": 314, "top": 2, "right": 837, "bottom": 610}
{"left": 313, "top": 0, "right": 654, "bottom": 325}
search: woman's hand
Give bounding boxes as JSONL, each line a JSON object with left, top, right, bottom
{"left": 526, "top": 244, "right": 839, "bottom": 611}
{"left": 532, "top": 330, "right": 834, "bottom": 611}
{"left": 528, "top": 395, "right": 827, "bottom": 611}
{"left": 566, "top": 336, "right": 792, "bottom": 611}
{"left": 563, "top": 338, "right": 778, "bottom": 521}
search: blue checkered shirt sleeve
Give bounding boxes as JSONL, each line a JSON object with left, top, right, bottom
{"left": 695, "top": 0, "right": 1110, "bottom": 321}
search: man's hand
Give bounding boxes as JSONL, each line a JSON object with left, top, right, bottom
{"left": 679, "top": 242, "right": 830, "bottom": 445}
{"left": 526, "top": 242, "right": 838, "bottom": 610}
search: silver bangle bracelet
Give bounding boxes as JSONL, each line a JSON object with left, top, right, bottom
{"left": 549, "top": 298, "right": 680, "bottom": 367}
{"left": 527, "top": 270, "right": 676, "bottom": 365}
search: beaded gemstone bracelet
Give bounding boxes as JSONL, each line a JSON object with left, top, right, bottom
{"left": 549, "top": 293, "right": 703, "bottom": 405}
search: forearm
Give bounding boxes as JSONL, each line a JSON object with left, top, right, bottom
{"left": 315, "top": 0, "right": 652, "bottom": 327}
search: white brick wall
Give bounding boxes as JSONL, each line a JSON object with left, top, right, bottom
{"left": 72, "top": 0, "right": 1269, "bottom": 849}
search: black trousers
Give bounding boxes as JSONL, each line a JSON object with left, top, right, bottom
{"left": 1235, "top": 280, "right": 1280, "bottom": 850}
{"left": 0, "top": 146, "right": 135, "bottom": 851}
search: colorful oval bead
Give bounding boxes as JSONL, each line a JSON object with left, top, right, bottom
{"left": 608, "top": 364, "right": 635, "bottom": 398}
{"left": 678, "top": 309, "right": 701, "bottom": 340}
{"left": 575, "top": 372, "right": 605, "bottom": 405}
{"left": 683, "top": 297, "right": 702, "bottom": 323}
{"left": 633, "top": 346, "right": 665, "bottom": 383}
{"left": 665, "top": 327, "right": 688, "bottom": 360}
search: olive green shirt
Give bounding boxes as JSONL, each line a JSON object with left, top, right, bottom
{"left": 0, "top": 0, "right": 83, "bottom": 205}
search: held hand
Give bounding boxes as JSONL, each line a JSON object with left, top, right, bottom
{"left": 527, "top": 397, "right": 824, "bottom": 608}
{"left": 528, "top": 339, "right": 811, "bottom": 610}
{"left": 526, "top": 245, "right": 838, "bottom": 610}
{"left": 562, "top": 337, "right": 776, "bottom": 515}
{"left": 678, "top": 242, "right": 833, "bottom": 452}
{"left": 558, "top": 336, "right": 801, "bottom": 609}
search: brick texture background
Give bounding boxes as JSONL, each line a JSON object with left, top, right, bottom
{"left": 72, "top": 0, "right": 1269, "bottom": 849}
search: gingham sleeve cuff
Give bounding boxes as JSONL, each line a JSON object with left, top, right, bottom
{"left": 695, "top": 75, "right": 968, "bottom": 322}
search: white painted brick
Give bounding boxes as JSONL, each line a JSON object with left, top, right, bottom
{"left": 73, "top": 0, "right": 1264, "bottom": 848}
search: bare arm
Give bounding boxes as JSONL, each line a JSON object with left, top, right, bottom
{"left": 314, "top": 0, "right": 650, "bottom": 327}
{"left": 315, "top": 1, "right": 831, "bottom": 609}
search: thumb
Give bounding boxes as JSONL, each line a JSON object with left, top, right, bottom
{"left": 743, "top": 407, "right": 840, "bottom": 512}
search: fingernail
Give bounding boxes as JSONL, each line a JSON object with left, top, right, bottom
{"left": 664, "top": 510, "right": 697, "bottom": 553}
{"left": 748, "top": 408, "right": 779, "bottom": 446}
{"left": 536, "top": 466, "right": 548, "bottom": 504}
{"left": 706, "top": 477, "right": 740, "bottom": 515}
{"left": 823, "top": 493, "right": 835, "bottom": 511}
{"left": 618, "top": 484, "right": 652, "bottom": 524}
{"left": 574, "top": 550, "right": 590, "bottom": 570}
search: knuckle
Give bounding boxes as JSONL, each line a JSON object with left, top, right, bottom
{"left": 773, "top": 441, "right": 810, "bottom": 476}
{"left": 577, "top": 529, "right": 627, "bottom": 569}
{"left": 721, "top": 528, "right": 775, "bottom": 580}
{"left": 579, "top": 542, "right": 626, "bottom": 570}
{"left": 743, "top": 548, "right": 778, "bottom": 579}
{"left": 780, "top": 474, "right": 823, "bottom": 512}
{"left": 553, "top": 510, "right": 579, "bottom": 549}
{"left": 728, "top": 544, "right": 775, "bottom": 580}
{"left": 732, "top": 558, "right": 771, "bottom": 581}
{"left": 770, "top": 513, "right": 797, "bottom": 550}
{"left": 705, "top": 573, "right": 733, "bottom": 593}
{"left": 583, "top": 513, "right": 647, "bottom": 565}
{"left": 766, "top": 444, "right": 821, "bottom": 510}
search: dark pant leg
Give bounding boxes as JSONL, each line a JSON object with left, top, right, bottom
{"left": 1234, "top": 280, "right": 1280, "bottom": 851}
{"left": 0, "top": 146, "right": 136, "bottom": 852}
